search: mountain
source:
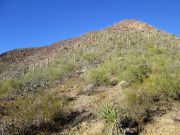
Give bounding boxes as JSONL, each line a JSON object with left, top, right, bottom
{"left": 0, "top": 19, "right": 179, "bottom": 135}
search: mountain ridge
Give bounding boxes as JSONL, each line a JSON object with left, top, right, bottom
{"left": 0, "top": 19, "right": 178, "bottom": 62}
{"left": 1, "top": 19, "right": 179, "bottom": 56}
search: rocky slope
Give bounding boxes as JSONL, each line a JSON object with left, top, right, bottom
{"left": 0, "top": 19, "right": 179, "bottom": 81}
{"left": 141, "top": 102, "right": 180, "bottom": 135}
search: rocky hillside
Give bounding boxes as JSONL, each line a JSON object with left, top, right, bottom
{"left": 0, "top": 19, "right": 179, "bottom": 135}
{"left": 0, "top": 19, "right": 179, "bottom": 81}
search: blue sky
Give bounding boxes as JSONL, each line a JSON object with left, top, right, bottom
{"left": 0, "top": 0, "right": 180, "bottom": 53}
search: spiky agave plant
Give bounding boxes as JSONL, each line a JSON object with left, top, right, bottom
{"left": 99, "top": 103, "right": 120, "bottom": 135}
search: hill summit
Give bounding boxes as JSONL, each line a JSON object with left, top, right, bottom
{"left": 112, "top": 19, "right": 154, "bottom": 30}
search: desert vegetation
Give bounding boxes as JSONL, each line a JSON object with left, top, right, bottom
{"left": 0, "top": 20, "right": 179, "bottom": 134}
{"left": 0, "top": 55, "right": 76, "bottom": 134}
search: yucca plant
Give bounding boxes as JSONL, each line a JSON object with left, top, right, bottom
{"left": 99, "top": 103, "right": 120, "bottom": 135}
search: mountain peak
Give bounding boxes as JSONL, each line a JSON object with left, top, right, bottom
{"left": 112, "top": 19, "right": 154, "bottom": 30}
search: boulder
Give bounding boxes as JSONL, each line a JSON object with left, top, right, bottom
{"left": 81, "top": 84, "right": 95, "bottom": 95}
{"left": 175, "top": 110, "right": 180, "bottom": 121}
{"left": 109, "top": 77, "right": 119, "bottom": 86}
{"left": 19, "top": 77, "right": 50, "bottom": 94}
{"left": 117, "top": 80, "right": 129, "bottom": 90}
{"left": 75, "top": 68, "right": 87, "bottom": 77}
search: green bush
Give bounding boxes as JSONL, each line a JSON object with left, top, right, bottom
{"left": 0, "top": 56, "right": 77, "bottom": 97}
{"left": 121, "top": 87, "right": 153, "bottom": 118}
{"left": 120, "top": 70, "right": 179, "bottom": 120}
{"left": 24, "top": 57, "right": 76, "bottom": 81}
{"left": 151, "top": 73, "right": 180, "bottom": 100}
{"left": 84, "top": 59, "right": 122, "bottom": 86}
{"left": 0, "top": 78, "right": 23, "bottom": 97}
{"left": 129, "top": 61, "right": 152, "bottom": 83}
{"left": 43, "top": 57, "right": 76, "bottom": 80}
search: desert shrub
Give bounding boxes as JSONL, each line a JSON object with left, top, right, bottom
{"left": 150, "top": 54, "right": 172, "bottom": 73}
{"left": 0, "top": 56, "right": 77, "bottom": 97}
{"left": 82, "top": 51, "right": 102, "bottom": 65}
{"left": 0, "top": 90, "right": 63, "bottom": 135}
{"left": 81, "top": 46, "right": 107, "bottom": 66}
{"left": 0, "top": 79, "right": 14, "bottom": 97}
{"left": 23, "top": 68, "right": 44, "bottom": 82}
{"left": 118, "top": 58, "right": 152, "bottom": 85}
{"left": 0, "top": 78, "right": 23, "bottom": 97}
{"left": 43, "top": 57, "right": 76, "bottom": 80}
{"left": 151, "top": 73, "right": 180, "bottom": 100}
{"left": 85, "top": 67, "right": 109, "bottom": 85}
{"left": 84, "top": 59, "right": 122, "bottom": 86}
{"left": 128, "top": 61, "right": 152, "bottom": 83}
{"left": 84, "top": 54, "right": 152, "bottom": 86}
{"left": 120, "top": 65, "right": 179, "bottom": 120}
{"left": 24, "top": 57, "right": 76, "bottom": 81}
{"left": 120, "top": 87, "right": 154, "bottom": 118}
